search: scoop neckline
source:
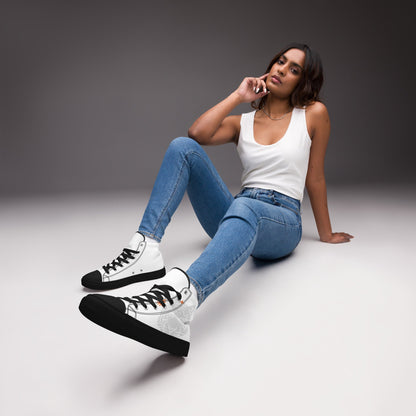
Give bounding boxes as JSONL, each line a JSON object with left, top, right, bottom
{"left": 252, "top": 108, "right": 296, "bottom": 147}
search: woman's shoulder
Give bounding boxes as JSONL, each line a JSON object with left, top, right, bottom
{"left": 225, "top": 114, "right": 243, "bottom": 127}
{"left": 224, "top": 111, "right": 255, "bottom": 134}
{"left": 240, "top": 110, "right": 256, "bottom": 118}
{"left": 226, "top": 112, "right": 254, "bottom": 127}
{"left": 304, "top": 101, "right": 329, "bottom": 118}
{"left": 303, "top": 102, "right": 329, "bottom": 139}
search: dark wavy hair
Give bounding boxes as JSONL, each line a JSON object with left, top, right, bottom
{"left": 251, "top": 43, "right": 324, "bottom": 110}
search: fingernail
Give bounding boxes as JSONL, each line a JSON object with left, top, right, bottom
{"left": 255, "top": 88, "right": 259, "bottom": 93}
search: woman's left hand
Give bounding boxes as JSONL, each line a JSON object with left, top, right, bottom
{"left": 320, "top": 232, "right": 354, "bottom": 244}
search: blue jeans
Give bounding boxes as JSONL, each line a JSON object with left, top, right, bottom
{"left": 139, "top": 137, "right": 302, "bottom": 305}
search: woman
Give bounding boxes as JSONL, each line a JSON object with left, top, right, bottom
{"left": 79, "top": 43, "right": 353, "bottom": 357}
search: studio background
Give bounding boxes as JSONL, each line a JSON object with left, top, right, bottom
{"left": 1, "top": 0, "right": 414, "bottom": 197}
{"left": 2, "top": 2, "right": 416, "bottom": 416}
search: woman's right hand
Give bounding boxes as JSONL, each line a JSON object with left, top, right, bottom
{"left": 188, "top": 73, "right": 269, "bottom": 144}
{"left": 234, "top": 73, "right": 270, "bottom": 103}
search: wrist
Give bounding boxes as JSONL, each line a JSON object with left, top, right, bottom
{"left": 319, "top": 231, "right": 333, "bottom": 242}
{"left": 230, "top": 90, "right": 245, "bottom": 105}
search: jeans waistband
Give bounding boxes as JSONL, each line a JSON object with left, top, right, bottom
{"left": 235, "top": 187, "right": 301, "bottom": 214}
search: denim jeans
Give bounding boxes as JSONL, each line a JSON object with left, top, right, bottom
{"left": 139, "top": 137, "right": 302, "bottom": 304}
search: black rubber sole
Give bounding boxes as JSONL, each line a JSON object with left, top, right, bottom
{"left": 82, "top": 267, "right": 166, "bottom": 290}
{"left": 79, "top": 294, "right": 190, "bottom": 357}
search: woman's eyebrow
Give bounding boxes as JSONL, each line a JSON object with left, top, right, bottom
{"left": 281, "top": 54, "right": 304, "bottom": 71}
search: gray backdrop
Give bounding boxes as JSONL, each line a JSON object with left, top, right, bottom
{"left": 1, "top": 0, "right": 414, "bottom": 196}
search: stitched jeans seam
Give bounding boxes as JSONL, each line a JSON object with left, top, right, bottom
{"left": 151, "top": 149, "right": 231, "bottom": 238}
{"left": 151, "top": 159, "right": 187, "bottom": 237}
{"left": 187, "top": 150, "right": 232, "bottom": 202}
{"left": 199, "top": 225, "right": 257, "bottom": 303}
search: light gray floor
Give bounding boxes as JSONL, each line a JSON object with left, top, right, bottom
{"left": 1, "top": 185, "right": 415, "bottom": 416}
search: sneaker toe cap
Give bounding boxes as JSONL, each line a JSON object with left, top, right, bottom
{"left": 81, "top": 270, "right": 102, "bottom": 289}
{"left": 80, "top": 294, "right": 127, "bottom": 314}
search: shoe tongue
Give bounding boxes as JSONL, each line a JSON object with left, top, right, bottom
{"left": 127, "top": 232, "right": 145, "bottom": 251}
{"left": 160, "top": 268, "right": 190, "bottom": 290}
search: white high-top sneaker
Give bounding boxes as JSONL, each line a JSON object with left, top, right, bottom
{"left": 81, "top": 232, "right": 165, "bottom": 290}
{"left": 79, "top": 268, "right": 198, "bottom": 356}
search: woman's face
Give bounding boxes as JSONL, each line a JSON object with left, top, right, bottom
{"left": 266, "top": 48, "right": 306, "bottom": 97}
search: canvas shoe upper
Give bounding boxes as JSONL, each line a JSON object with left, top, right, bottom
{"left": 81, "top": 232, "right": 165, "bottom": 290}
{"left": 79, "top": 268, "right": 198, "bottom": 356}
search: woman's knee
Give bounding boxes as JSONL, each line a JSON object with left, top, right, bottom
{"left": 168, "top": 136, "right": 202, "bottom": 154}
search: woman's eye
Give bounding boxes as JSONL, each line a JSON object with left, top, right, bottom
{"left": 277, "top": 59, "right": 284, "bottom": 65}
{"left": 291, "top": 68, "right": 299, "bottom": 75}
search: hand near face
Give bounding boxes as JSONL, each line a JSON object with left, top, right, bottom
{"left": 234, "top": 73, "right": 270, "bottom": 103}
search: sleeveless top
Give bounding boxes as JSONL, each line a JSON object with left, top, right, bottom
{"left": 236, "top": 108, "right": 312, "bottom": 201}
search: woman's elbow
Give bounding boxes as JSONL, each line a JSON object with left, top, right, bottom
{"left": 187, "top": 126, "right": 198, "bottom": 139}
{"left": 188, "top": 127, "right": 209, "bottom": 144}
{"left": 306, "top": 176, "right": 326, "bottom": 191}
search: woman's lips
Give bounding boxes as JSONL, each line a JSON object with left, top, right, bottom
{"left": 271, "top": 75, "right": 282, "bottom": 84}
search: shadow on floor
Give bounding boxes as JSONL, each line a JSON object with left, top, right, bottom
{"left": 110, "top": 353, "right": 185, "bottom": 397}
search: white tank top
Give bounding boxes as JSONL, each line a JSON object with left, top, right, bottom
{"left": 237, "top": 108, "right": 311, "bottom": 201}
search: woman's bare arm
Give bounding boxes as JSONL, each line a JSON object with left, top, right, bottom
{"left": 305, "top": 102, "right": 354, "bottom": 243}
{"left": 188, "top": 74, "right": 269, "bottom": 145}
